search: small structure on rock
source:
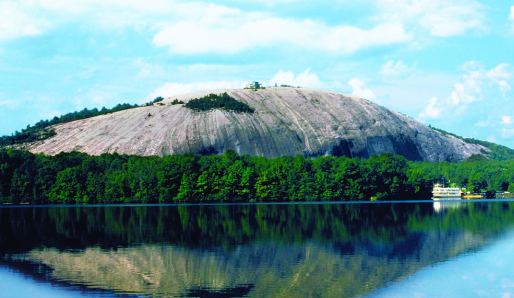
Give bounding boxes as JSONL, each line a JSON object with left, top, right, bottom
{"left": 245, "top": 81, "right": 263, "bottom": 89}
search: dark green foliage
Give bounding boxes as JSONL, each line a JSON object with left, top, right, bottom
{"left": 461, "top": 138, "right": 514, "bottom": 161}
{"left": 465, "top": 154, "right": 488, "bottom": 163}
{"left": 429, "top": 126, "right": 514, "bottom": 161}
{"left": 0, "top": 128, "right": 56, "bottom": 148}
{"left": 185, "top": 93, "right": 254, "bottom": 113}
{"left": 144, "top": 96, "right": 164, "bottom": 106}
{"left": 0, "top": 150, "right": 426, "bottom": 204}
{"left": 2, "top": 148, "right": 514, "bottom": 204}
{"left": 0, "top": 103, "right": 139, "bottom": 147}
{"left": 171, "top": 99, "right": 184, "bottom": 105}
{"left": 409, "top": 158, "right": 514, "bottom": 193}
{"left": 2, "top": 201, "right": 514, "bottom": 256}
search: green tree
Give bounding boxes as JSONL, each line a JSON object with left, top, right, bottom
{"left": 176, "top": 173, "right": 198, "bottom": 201}
{"left": 468, "top": 173, "right": 487, "bottom": 193}
{"left": 48, "top": 167, "right": 83, "bottom": 204}
{"left": 103, "top": 172, "right": 129, "bottom": 203}
{"left": 363, "top": 153, "right": 410, "bottom": 200}
{"left": 333, "top": 158, "right": 365, "bottom": 201}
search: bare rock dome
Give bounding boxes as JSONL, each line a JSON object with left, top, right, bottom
{"left": 26, "top": 88, "right": 487, "bottom": 162}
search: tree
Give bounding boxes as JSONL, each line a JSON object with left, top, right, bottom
{"left": 48, "top": 167, "right": 83, "bottom": 204}
{"left": 334, "top": 157, "right": 365, "bottom": 201}
{"left": 176, "top": 173, "right": 198, "bottom": 201}
{"left": 363, "top": 153, "right": 410, "bottom": 200}
{"left": 185, "top": 92, "right": 254, "bottom": 113}
{"left": 103, "top": 172, "right": 129, "bottom": 203}
{"left": 468, "top": 173, "right": 487, "bottom": 193}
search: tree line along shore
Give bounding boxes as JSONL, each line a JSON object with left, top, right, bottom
{"left": 1, "top": 149, "right": 514, "bottom": 204}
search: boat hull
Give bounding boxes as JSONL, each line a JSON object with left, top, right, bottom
{"left": 433, "top": 195, "right": 462, "bottom": 200}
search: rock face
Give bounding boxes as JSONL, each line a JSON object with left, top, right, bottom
{"left": 27, "top": 88, "right": 487, "bottom": 162}
{"left": 12, "top": 230, "right": 485, "bottom": 298}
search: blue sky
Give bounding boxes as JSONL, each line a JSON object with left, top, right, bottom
{"left": 1, "top": 0, "right": 514, "bottom": 149}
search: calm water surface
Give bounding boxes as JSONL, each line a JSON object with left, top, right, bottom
{"left": 1, "top": 200, "right": 514, "bottom": 297}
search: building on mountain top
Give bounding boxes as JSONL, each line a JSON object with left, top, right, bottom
{"left": 245, "top": 81, "right": 263, "bottom": 89}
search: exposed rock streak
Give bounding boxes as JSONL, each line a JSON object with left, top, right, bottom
{"left": 27, "top": 88, "right": 487, "bottom": 162}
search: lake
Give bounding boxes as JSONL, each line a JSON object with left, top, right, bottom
{"left": 1, "top": 200, "right": 514, "bottom": 297}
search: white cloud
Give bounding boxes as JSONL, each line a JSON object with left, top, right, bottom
{"left": 0, "top": 2, "right": 47, "bottom": 41}
{"left": 0, "top": 0, "right": 413, "bottom": 54}
{"left": 0, "top": 100, "right": 18, "bottom": 109}
{"left": 498, "top": 81, "right": 512, "bottom": 97}
{"left": 377, "top": 0, "right": 485, "bottom": 37}
{"left": 0, "top": 0, "right": 413, "bottom": 56}
{"left": 231, "top": 0, "right": 303, "bottom": 6}
{"left": 449, "top": 82, "right": 477, "bottom": 105}
{"left": 0, "top": 0, "right": 242, "bottom": 39}
{"left": 419, "top": 62, "right": 513, "bottom": 120}
{"left": 418, "top": 96, "right": 442, "bottom": 119}
{"left": 501, "top": 116, "right": 513, "bottom": 125}
{"left": 0, "top": 0, "right": 487, "bottom": 48}
{"left": 92, "top": 2, "right": 242, "bottom": 29}
{"left": 133, "top": 58, "right": 166, "bottom": 80}
{"left": 419, "top": 3, "right": 484, "bottom": 37}
{"left": 269, "top": 69, "right": 324, "bottom": 88}
{"left": 348, "top": 78, "right": 376, "bottom": 100}
{"left": 460, "top": 60, "right": 484, "bottom": 72}
{"left": 486, "top": 63, "right": 512, "bottom": 97}
{"left": 381, "top": 60, "right": 414, "bottom": 76}
{"left": 32, "top": 0, "right": 181, "bottom": 16}
{"left": 147, "top": 81, "right": 244, "bottom": 102}
{"left": 486, "top": 63, "right": 511, "bottom": 80}
{"left": 153, "top": 16, "right": 411, "bottom": 54}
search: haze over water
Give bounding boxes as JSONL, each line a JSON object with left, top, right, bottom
{"left": 1, "top": 201, "right": 514, "bottom": 297}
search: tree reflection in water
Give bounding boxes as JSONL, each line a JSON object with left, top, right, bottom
{"left": 1, "top": 201, "right": 514, "bottom": 297}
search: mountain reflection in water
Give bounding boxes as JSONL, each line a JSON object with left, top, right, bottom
{"left": 1, "top": 201, "right": 514, "bottom": 297}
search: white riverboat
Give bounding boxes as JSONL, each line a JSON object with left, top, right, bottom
{"left": 432, "top": 184, "right": 462, "bottom": 199}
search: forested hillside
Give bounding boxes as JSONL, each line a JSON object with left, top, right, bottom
{"left": 0, "top": 103, "right": 140, "bottom": 147}
{"left": 1, "top": 149, "right": 513, "bottom": 204}
{"left": 429, "top": 126, "right": 514, "bottom": 161}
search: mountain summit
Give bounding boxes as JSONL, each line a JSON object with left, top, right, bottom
{"left": 26, "top": 88, "right": 486, "bottom": 162}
